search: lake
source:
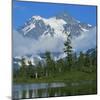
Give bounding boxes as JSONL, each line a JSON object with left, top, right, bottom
{"left": 12, "top": 80, "right": 96, "bottom": 99}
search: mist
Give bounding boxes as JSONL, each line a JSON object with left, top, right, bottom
{"left": 13, "top": 30, "right": 65, "bottom": 57}
{"left": 13, "top": 27, "right": 96, "bottom": 57}
{"left": 72, "top": 27, "right": 96, "bottom": 52}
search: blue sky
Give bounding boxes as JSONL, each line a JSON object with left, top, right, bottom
{"left": 13, "top": 1, "right": 97, "bottom": 29}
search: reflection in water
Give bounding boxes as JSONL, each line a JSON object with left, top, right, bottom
{"left": 12, "top": 81, "right": 96, "bottom": 99}
{"left": 12, "top": 83, "right": 66, "bottom": 99}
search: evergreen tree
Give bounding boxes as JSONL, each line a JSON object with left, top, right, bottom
{"left": 84, "top": 52, "right": 94, "bottom": 73}
{"left": 91, "top": 48, "right": 97, "bottom": 66}
{"left": 56, "top": 59, "right": 65, "bottom": 73}
{"left": 78, "top": 51, "right": 85, "bottom": 71}
{"left": 44, "top": 51, "right": 55, "bottom": 76}
{"left": 19, "top": 57, "right": 27, "bottom": 78}
{"left": 21, "top": 57, "right": 26, "bottom": 68}
{"left": 84, "top": 53, "right": 90, "bottom": 67}
{"left": 64, "top": 34, "right": 73, "bottom": 71}
{"left": 36, "top": 61, "right": 44, "bottom": 78}
{"left": 27, "top": 61, "right": 34, "bottom": 78}
{"left": 91, "top": 48, "right": 97, "bottom": 72}
{"left": 72, "top": 52, "right": 77, "bottom": 70}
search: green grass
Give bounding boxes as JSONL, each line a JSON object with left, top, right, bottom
{"left": 13, "top": 70, "right": 96, "bottom": 84}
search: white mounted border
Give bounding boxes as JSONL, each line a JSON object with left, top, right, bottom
{"left": 0, "top": 0, "right": 100, "bottom": 100}
{"left": 20, "top": 0, "right": 98, "bottom": 6}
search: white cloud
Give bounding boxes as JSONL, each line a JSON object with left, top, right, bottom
{"left": 13, "top": 30, "right": 65, "bottom": 56}
{"left": 72, "top": 27, "right": 96, "bottom": 52}
{"left": 13, "top": 27, "right": 96, "bottom": 57}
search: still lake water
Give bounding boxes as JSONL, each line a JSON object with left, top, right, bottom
{"left": 12, "top": 81, "right": 96, "bottom": 99}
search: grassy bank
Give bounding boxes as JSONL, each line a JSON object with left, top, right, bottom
{"left": 13, "top": 70, "right": 96, "bottom": 84}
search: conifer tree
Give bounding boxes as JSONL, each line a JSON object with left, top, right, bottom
{"left": 84, "top": 52, "right": 93, "bottom": 73}
{"left": 36, "top": 61, "right": 43, "bottom": 78}
{"left": 78, "top": 51, "right": 85, "bottom": 71}
{"left": 21, "top": 57, "right": 26, "bottom": 68}
{"left": 56, "top": 59, "right": 65, "bottom": 73}
{"left": 90, "top": 48, "right": 97, "bottom": 72}
{"left": 19, "top": 57, "right": 27, "bottom": 78}
{"left": 44, "top": 51, "right": 55, "bottom": 76}
{"left": 27, "top": 61, "right": 34, "bottom": 78}
{"left": 72, "top": 52, "right": 77, "bottom": 70}
{"left": 64, "top": 34, "right": 73, "bottom": 71}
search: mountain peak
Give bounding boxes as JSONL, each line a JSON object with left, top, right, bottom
{"left": 32, "top": 15, "right": 42, "bottom": 20}
{"left": 56, "top": 11, "right": 77, "bottom": 24}
{"left": 18, "top": 11, "right": 94, "bottom": 39}
{"left": 56, "top": 11, "right": 71, "bottom": 17}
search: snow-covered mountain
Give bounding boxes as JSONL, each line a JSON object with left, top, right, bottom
{"left": 13, "top": 12, "right": 96, "bottom": 69}
{"left": 18, "top": 12, "right": 93, "bottom": 39}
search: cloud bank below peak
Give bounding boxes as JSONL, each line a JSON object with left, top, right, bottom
{"left": 13, "top": 30, "right": 66, "bottom": 57}
{"left": 72, "top": 27, "right": 96, "bottom": 52}
{"left": 13, "top": 27, "right": 96, "bottom": 57}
